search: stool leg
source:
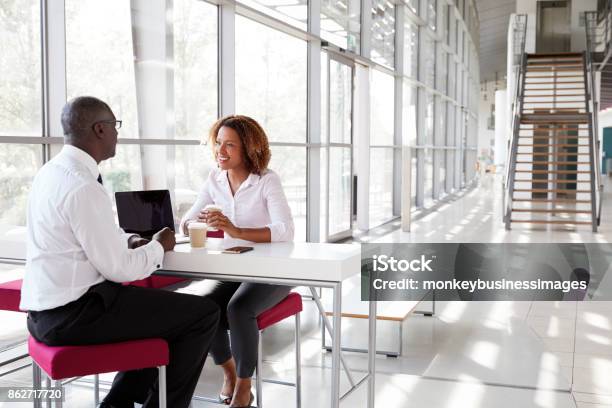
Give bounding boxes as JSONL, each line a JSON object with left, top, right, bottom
{"left": 45, "top": 376, "right": 52, "bottom": 408}
{"left": 295, "top": 313, "right": 302, "bottom": 408}
{"left": 158, "top": 366, "right": 167, "bottom": 408}
{"left": 53, "top": 380, "right": 62, "bottom": 408}
{"left": 32, "top": 362, "right": 42, "bottom": 408}
{"left": 256, "top": 331, "right": 263, "bottom": 408}
{"left": 94, "top": 374, "right": 99, "bottom": 405}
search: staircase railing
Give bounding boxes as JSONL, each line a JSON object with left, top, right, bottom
{"left": 503, "top": 14, "right": 528, "bottom": 229}
{"left": 585, "top": 11, "right": 604, "bottom": 231}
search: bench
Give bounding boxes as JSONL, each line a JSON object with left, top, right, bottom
{"left": 322, "top": 274, "right": 435, "bottom": 357}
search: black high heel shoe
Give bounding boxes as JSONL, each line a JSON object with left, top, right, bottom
{"left": 229, "top": 391, "right": 254, "bottom": 408}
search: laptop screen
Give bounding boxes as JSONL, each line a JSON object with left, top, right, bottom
{"left": 115, "top": 190, "right": 175, "bottom": 238}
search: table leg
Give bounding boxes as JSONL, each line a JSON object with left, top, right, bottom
{"left": 331, "top": 281, "right": 342, "bottom": 408}
{"left": 367, "top": 298, "right": 377, "bottom": 408}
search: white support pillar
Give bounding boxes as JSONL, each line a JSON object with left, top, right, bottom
{"left": 355, "top": 64, "right": 371, "bottom": 231}
{"left": 41, "top": 0, "right": 67, "bottom": 159}
{"left": 131, "top": 0, "right": 173, "bottom": 190}
{"left": 307, "top": 0, "right": 321, "bottom": 242}
{"left": 494, "top": 89, "right": 508, "bottom": 167}
{"left": 393, "top": 5, "right": 405, "bottom": 217}
{"left": 219, "top": 2, "right": 235, "bottom": 117}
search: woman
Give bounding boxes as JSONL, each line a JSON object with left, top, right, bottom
{"left": 180, "top": 115, "right": 294, "bottom": 407}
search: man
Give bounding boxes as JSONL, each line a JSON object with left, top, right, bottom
{"left": 20, "top": 96, "right": 219, "bottom": 408}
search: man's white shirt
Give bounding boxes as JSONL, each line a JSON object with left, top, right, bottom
{"left": 20, "top": 145, "right": 164, "bottom": 312}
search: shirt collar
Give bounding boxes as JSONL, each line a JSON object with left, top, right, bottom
{"left": 61, "top": 145, "right": 100, "bottom": 179}
{"left": 215, "top": 169, "right": 261, "bottom": 186}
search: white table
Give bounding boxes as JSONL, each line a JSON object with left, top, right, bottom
{"left": 160, "top": 239, "right": 376, "bottom": 408}
{"left": 0, "top": 232, "right": 377, "bottom": 408}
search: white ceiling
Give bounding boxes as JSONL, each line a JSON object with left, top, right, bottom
{"left": 475, "top": 0, "right": 517, "bottom": 83}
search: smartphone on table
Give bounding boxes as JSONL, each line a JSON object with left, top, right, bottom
{"left": 222, "top": 246, "right": 254, "bottom": 254}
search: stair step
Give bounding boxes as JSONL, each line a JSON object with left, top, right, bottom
{"left": 525, "top": 75, "right": 584, "bottom": 79}
{"left": 519, "top": 126, "right": 589, "bottom": 129}
{"left": 524, "top": 81, "right": 584, "bottom": 85}
{"left": 527, "top": 52, "right": 583, "bottom": 57}
{"left": 514, "top": 179, "right": 590, "bottom": 184}
{"left": 512, "top": 198, "right": 591, "bottom": 203}
{"left": 521, "top": 118, "right": 588, "bottom": 124}
{"left": 517, "top": 152, "right": 589, "bottom": 156}
{"left": 523, "top": 101, "right": 585, "bottom": 104}
{"left": 526, "top": 60, "right": 584, "bottom": 64}
{"left": 523, "top": 93, "right": 585, "bottom": 97}
{"left": 527, "top": 61, "right": 584, "bottom": 66}
{"left": 512, "top": 208, "right": 592, "bottom": 214}
{"left": 515, "top": 161, "right": 589, "bottom": 165}
{"left": 518, "top": 135, "right": 590, "bottom": 139}
{"left": 517, "top": 143, "right": 589, "bottom": 147}
{"left": 510, "top": 219, "right": 592, "bottom": 225}
{"left": 523, "top": 87, "right": 586, "bottom": 91}
{"left": 515, "top": 170, "right": 590, "bottom": 174}
{"left": 513, "top": 188, "right": 591, "bottom": 193}
{"left": 526, "top": 68, "right": 584, "bottom": 72}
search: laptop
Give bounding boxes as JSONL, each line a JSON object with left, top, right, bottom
{"left": 115, "top": 190, "right": 189, "bottom": 243}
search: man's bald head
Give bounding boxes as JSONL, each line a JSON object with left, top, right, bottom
{"left": 61, "top": 96, "right": 112, "bottom": 141}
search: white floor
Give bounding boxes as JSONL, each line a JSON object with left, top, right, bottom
{"left": 1, "top": 174, "right": 612, "bottom": 407}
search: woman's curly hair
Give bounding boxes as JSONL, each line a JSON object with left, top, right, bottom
{"left": 208, "top": 115, "right": 271, "bottom": 175}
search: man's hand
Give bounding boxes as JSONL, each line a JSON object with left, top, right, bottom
{"left": 152, "top": 227, "right": 176, "bottom": 252}
{"left": 128, "top": 235, "right": 150, "bottom": 249}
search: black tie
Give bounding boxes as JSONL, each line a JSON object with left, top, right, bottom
{"left": 97, "top": 174, "right": 103, "bottom": 185}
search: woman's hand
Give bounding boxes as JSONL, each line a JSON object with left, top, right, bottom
{"left": 205, "top": 211, "right": 242, "bottom": 238}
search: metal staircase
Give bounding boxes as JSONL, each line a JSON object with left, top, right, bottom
{"left": 503, "top": 14, "right": 603, "bottom": 232}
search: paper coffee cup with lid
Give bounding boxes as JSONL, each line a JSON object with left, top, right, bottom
{"left": 187, "top": 222, "right": 208, "bottom": 248}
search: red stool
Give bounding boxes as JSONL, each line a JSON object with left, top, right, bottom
{"left": 0, "top": 279, "right": 28, "bottom": 372}
{"left": 28, "top": 336, "right": 169, "bottom": 408}
{"left": 0, "top": 279, "right": 23, "bottom": 312}
{"left": 255, "top": 292, "right": 303, "bottom": 408}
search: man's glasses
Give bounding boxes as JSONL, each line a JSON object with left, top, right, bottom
{"left": 92, "top": 120, "right": 122, "bottom": 130}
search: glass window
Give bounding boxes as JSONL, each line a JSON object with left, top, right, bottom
{"left": 427, "top": 0, "right": 437, "bottom": 31}
{"left": 329, "top": 147, "right": 352, "bottom": 235}
{"left": 369, "top": 148, "right": 394, "bottom": 226}
{"left": 66, "top": 0, "right": 139, "bottom": 139}
{"left": 269, "top": 146, "right": 307, "bottom": 242}
{"left": 370, "top": 0, "right": 395, "bottom": 68}
{"left": 422, "top": 32, "right": 435, "bottom": 88}
{"left": 236, "top": 16, "right": 307, "bottom": 143}
{"left": 423, "top": 92, "right": 434, "bottom": 145}
{"left": 403, "top": 21, "right": 418, "bottom": 79}
{"left": 437, "top": 47, "right": 447, "bottom": 94}
{"left": 0, "top": 144, "right": 41, "bottom": 227}
{"left": 329, "top": 60, "right": 352, "bottom": 144}
{"left": 370, "top": 70, "right": 394, "bottom": 145}
{"left": 402, "top": 82, "right": 417, "bottom": 146}
{"left": 0, "top": 1, "right": 41, "bottom": 136}
{"left": 174, "top": 0, "right": 218, "bottom": 140}
{"left": 406, "top": 0, "right": 419, "bottom": 14}
{"left": 423, "top": 148, "right": 433, "bottom": 207}
{"left": 99, "top": 144, "right": 143, "bottom": 197}
{"left": 321, "top": 0, "right": 361, "bottom": 53}
{"left": 237, "top": 0, "right": 307, "bottom": 31}
{"left": 173, "top": 145, "right": 216, "bottom": 221}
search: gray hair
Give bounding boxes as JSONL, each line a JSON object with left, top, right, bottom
{"left": 61, "top": 96, "right": 112, "bottom": 139}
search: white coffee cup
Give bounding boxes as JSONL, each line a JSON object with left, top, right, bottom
{"left": 187, "top": 222, "right": 208, "bottom": 248}
{"left": 204, "top": 204, "right": 223, "bottom": 231}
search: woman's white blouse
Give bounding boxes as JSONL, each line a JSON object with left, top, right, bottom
{"left": 180, "top": 168, "right": 294, "bottom": 242}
